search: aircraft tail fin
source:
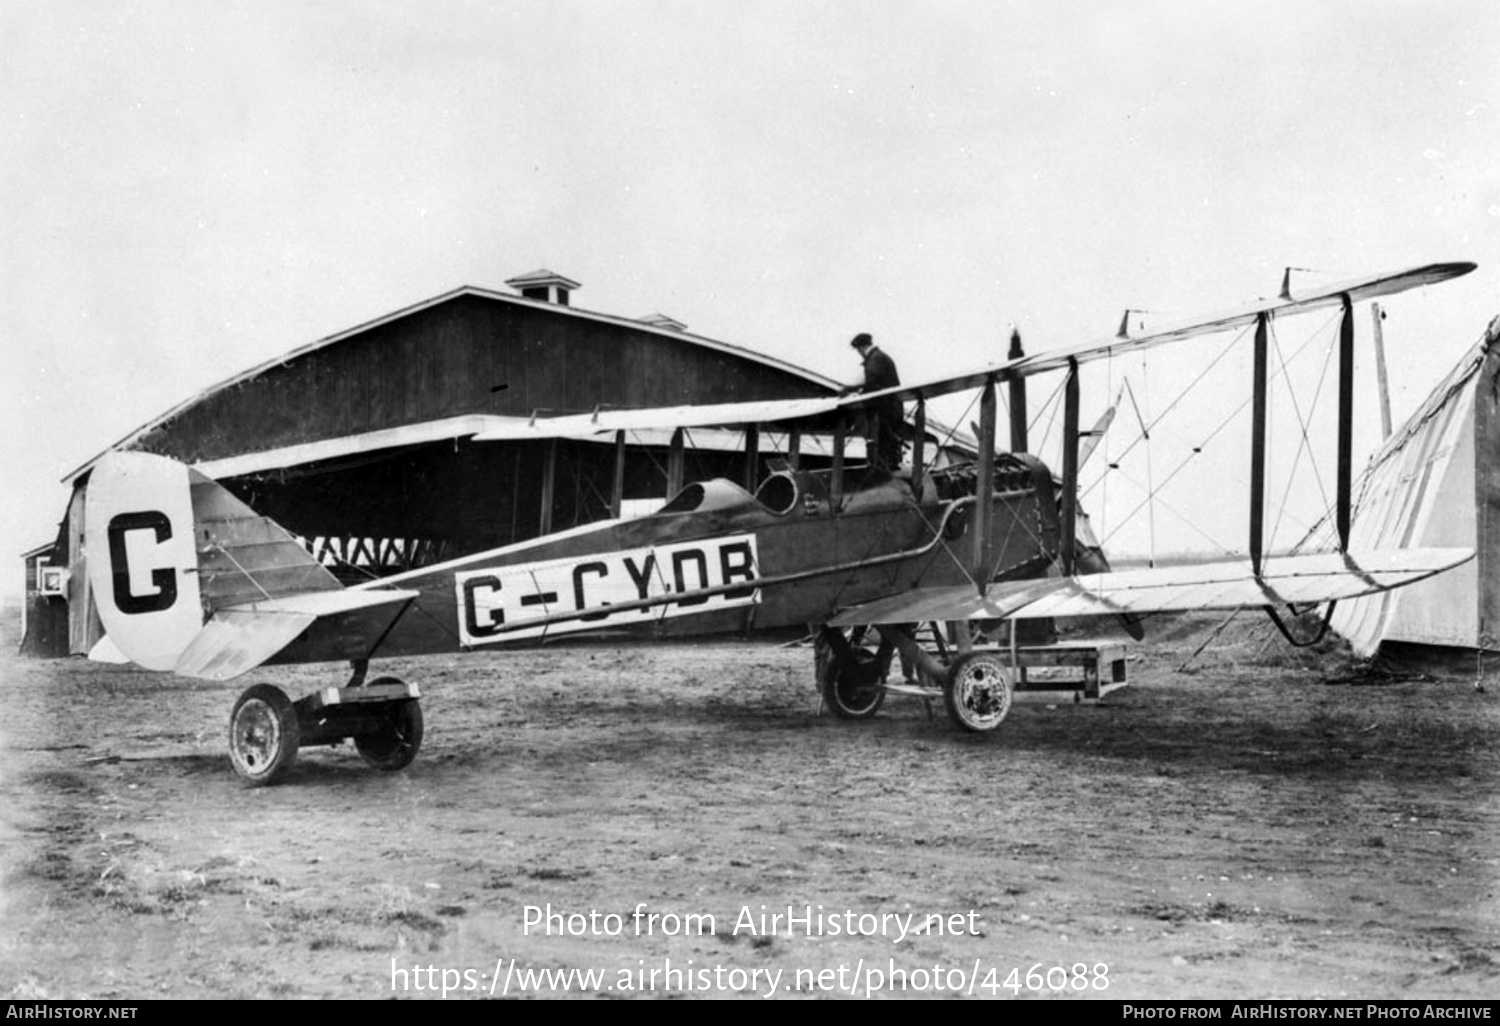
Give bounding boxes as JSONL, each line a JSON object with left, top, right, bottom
{"left": 85, "top": 451, "right": 415, "bottom": 679}
{"left": 85, "top": 451, "right": 211, "bottom": 671}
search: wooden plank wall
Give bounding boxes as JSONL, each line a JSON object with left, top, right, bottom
{"left": 136, "top": 297, "right": 832, "bottom": 463}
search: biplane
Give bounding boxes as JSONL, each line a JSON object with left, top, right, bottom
{"left": 83, "top": 261, "right": 1477, "bottom": 785}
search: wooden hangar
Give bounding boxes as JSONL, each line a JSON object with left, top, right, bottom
{"left": 22, "top": 269, "right": 965, "bottom": 658}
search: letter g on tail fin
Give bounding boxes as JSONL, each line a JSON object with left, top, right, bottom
{"left": 85, "top": 452, "right": 204, "bottom": 671}
{"left": 85, "top": 450, "right": 419, "bottom": 681}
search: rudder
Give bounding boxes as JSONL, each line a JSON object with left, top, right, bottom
{"left": 84, "top": 452, "right": 205, "bottom": 670}
{"left": 84, "top": 450, "right": 351, "bottom": 675}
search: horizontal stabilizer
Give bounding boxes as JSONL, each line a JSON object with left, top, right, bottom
{"left": 173, "top": 588, "right": 419, "bottom": 681}
{"left": 174, "top": 609, "right": 317, "bottom": 681}
{"left": 830, "top": 548, "right": 1474, "bottom": 626}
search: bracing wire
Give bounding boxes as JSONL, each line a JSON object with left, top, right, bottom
{"left": 214, "top": 544, "right": 276, "bottom": 601}
{"left": 1081, "top": 321, "right": 1254, "bottom": 483}
{"left": 1265, "top": 311, "right": 1340, "bottom": 552}
{"left": 1027, "top": 375, "right": 1067, "bottom": 460}
{"left": 1085, "top": 312, "right": 1348, "bottom": 557}
{"left": 1097, "top": 459, "right": 1240, "bottom": 557}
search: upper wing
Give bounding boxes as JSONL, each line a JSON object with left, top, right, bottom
{"left": 1006, "top": 262, "right": 1476, "bottom": 381}
{"left": 471, "top": 395, "right": 844, "bottom": 440}
{"left": 829, "top": 548, "right": 1474, "bottom": 626}
{"left": 471, "top": 262, "right": 1475, "bottom": 439}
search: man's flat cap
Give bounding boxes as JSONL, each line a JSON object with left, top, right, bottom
{"left": 850, "top": 333, "right": 873, "bottom": 348}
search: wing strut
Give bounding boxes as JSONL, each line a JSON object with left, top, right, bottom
{"left": 1060, "top": 358, "right": 1081, "bottom": 575}
{"left": 611, "top": 430, "right": 626, "bottom": 517}
{"left": 743, "top": 424, "right": 760, "bottom": 491}
{"left": 667, "top": 427, "right": 686, "bottom": 494}
{"left": 971, "top": 374, "right": 998, "bottom": 592}
{"left": 1336, "top": 293, "right": 1355, "bottom": 550}
{"left": 1249, "top": 311, "right": 1270, "bottom": 576}
{"left": 911, "top": 398, "right": 926, "bottom": 496}
{"left": 831, "top": 423, "right": 846, "bottom": 509}
{"left": 539, "top": 438, "right": 557, "bottom": 534}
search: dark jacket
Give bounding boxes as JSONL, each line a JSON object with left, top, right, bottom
{"left": 861, "top": 346, "right": 902, "bottom": 422}
{"left": 861, "top": 346, "right": 900, "bottom": 394}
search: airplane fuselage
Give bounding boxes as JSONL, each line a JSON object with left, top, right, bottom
{"left": 270, "top": 461, "right": 1064, "bottom": 665}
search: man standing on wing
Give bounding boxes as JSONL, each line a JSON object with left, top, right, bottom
{"left": 848, "top": 332, "right": 904, "bottom": 475}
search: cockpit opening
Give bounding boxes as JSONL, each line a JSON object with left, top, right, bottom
{"left": 754, "top": 472, "right": 798, "bottom": 516}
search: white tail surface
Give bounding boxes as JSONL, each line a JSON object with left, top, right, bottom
{"left": 86, "top": 450, "right": 422, "bottom": 680}
{"left": 85, "top": 452, "right": 205, "bottom": 671}
{"left": 174, "top": 591, "right": 419, "bottom": 681}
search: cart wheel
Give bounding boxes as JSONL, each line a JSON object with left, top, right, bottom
{"left": 815, "top": 628, "right": 886, "bottom": 719}
{"left": 228, "top": 683, "right": 300, "bottom": 786}
{"left": 353, "top": 678, "right": 424, "bottom": 771}
{"left": 944, "top": 652, "right": 1014, "bottom": 732}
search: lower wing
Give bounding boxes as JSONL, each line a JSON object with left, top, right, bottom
{"left": 829, "top": 548, "right": 1474, "bottom": 626}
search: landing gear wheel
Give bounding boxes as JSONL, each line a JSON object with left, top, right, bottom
{"left": 353, "top": 677, "right": 424, "bottom": 771}
{"left": 944, "top": 652, "right": 1015, "bottom": 732}
{"left": 228, "top": 683, "right": 300, "bottom": 786}
{"left": 815, "top": 629, "right": 886, "bottom": 720}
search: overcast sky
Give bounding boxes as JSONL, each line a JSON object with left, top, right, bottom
{"left": 3, "top": 1, "right": 1497, "bottom": 592}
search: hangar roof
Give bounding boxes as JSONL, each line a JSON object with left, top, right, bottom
{"left": 64, "top": 284, "right": 842, "bottom": 484}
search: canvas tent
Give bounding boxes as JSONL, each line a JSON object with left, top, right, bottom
{"left": 1329, "top": 314, "right": 1500, "bottom": 658}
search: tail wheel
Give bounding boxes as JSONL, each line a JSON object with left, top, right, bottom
{"left": 815, "top": 628, "right": 886, "bottom": 720}
{"left": 944, "top": 652, "right": 1015, "bottom": 732}
{"left": 228, "top": 683, "right": 300, "bottom": 786}
{"left": 353, "top": 677, "right": 424, "bottom": 771}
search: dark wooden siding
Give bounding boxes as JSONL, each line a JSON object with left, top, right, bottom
{"left": 19, "top": 548, "right": 68, "bottom": 658}
{"left": 135, "top": 296, "right": 831, "bottom": 462}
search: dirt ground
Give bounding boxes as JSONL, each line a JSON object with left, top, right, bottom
{"left": 1, "top": 612, "right": 1496, "bottom": 1001}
